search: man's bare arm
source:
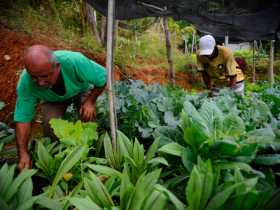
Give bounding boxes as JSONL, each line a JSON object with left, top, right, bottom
{"left": 16, "top": 121, "right": 32, "bottom": 172}
{"left": 202, "top": 71, "right": 213, "bottom": 98}
{"left": 79, "top": 84, "right": 106, "bottom": 122}
{"left": 229, "top": 77, "right": 237, "bottom": 91}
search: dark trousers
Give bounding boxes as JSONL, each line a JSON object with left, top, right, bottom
{"left": 39, "top": 87, "right": 93, "bottom": 142}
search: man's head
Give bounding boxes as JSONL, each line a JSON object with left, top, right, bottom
{"left": 199, "top": 35, "right": 216, "bottom": 59}
{"left": 23, "top": 45, "right": 60, "bottom": 89}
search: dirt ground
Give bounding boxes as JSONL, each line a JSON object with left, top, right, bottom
{"left": 0, "top": 23, "right": 193, "bottom": 145}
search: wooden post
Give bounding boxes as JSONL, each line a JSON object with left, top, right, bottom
{"left": 158, "top": 18, "right": 160, "bottom": 47}
{"left": 185, "top": 39, "right": 187, "bottom": 55}
{"left": 106, "top": 0, "right": 117, "bottom": 149}
{"left": 191, "top": 28, "right": 195, "bottom": 54}
{"left": 163, "top": 15, "right": 175, "bottom": 88}
{"left": 253, "top": 40, "right": 256, "bottom": 83}
{"left": 269, "top": 40, "right": 275, "bottom": 83}
{"left": 225, "top": 36, "right": 229, "bottom": 47}
{"left": 174, "top": 21, "right": 176, "bottom": 47}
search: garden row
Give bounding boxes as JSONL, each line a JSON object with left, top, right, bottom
{"left": 0, "top": 79, "right": 280, "bottom": 209}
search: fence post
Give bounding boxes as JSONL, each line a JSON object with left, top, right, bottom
{"left": 106, "top": 0, "right": 117, "bottom": 149}
{"left": 253, "top": 40, "right": 256, "bottom": 83}
{"left": 269, "top": 40, "right": 275, "bottom": 83}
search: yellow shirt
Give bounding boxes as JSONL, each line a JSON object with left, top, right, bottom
{"left": 196, "top": 45, "right": 244, "bottom": 88}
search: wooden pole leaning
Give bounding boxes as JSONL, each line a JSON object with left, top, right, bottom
{"left": 269, "top": 40, "right": 275, "bottom": 84}
{"left": 253, "top": 40, "right": 256, "bottom": 83}
{"left": 106, "top": 0, "right": 118, "bottom": 150}
{"left": 163, "top": 12, "right": 175, "bottom": 88}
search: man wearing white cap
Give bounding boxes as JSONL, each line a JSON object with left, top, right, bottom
{"left": 196, "top": 35, "right": 244, "bottom": 97}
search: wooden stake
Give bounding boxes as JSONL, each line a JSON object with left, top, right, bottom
{"left": 255, "top": 40, "right": 261, "bottom": 60}
{"left": 253, "top": 40, "right": 256, "bottom": 83}
{"left": 191, "top": 28, "right": 195, "bottom": 54}
{"left": 269, "top": 40, "right": 275, "bottom": 83}
{"left": 163, "top": 15, "right": 175, "bottom": 88}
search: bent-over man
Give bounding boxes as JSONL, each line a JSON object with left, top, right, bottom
{"left": 196, "top": 35, "right": 245, "bottom": 97}
{"left": 15, "top": 45, "right": 106, "bottom": 172}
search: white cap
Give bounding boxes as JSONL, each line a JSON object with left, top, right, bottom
{"left": 199, "top": 35, "right": 216, "bottom": 56}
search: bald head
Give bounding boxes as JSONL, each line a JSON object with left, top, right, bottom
{"left": 24, "top": 45, "right": 57, "bottom": 70}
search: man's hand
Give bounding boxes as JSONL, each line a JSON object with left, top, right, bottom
{"left": 18, "top": 152, "right": 33, "bottom": 172}
{"left": 208, "top": 92, "right": 214, "bottom": 98}
{"left": 79, "top": 101, "right": 96, "bottom": 122}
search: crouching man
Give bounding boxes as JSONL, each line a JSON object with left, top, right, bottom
{"left": 196, "top": 35, "right": 245, "bottom": 97}
{"left": 15, "top": 45, "right": 106, "bottom": 172}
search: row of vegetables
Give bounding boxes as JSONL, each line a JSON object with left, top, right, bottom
{"left": 0, "top": 79, "right": 280, "bottom": 209}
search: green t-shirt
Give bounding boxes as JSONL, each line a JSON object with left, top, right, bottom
{"left": 15, "top": 51, "right": 106, "bottom": 123}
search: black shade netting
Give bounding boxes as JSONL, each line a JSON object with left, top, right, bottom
{"left": 84, "top": 0, "right": 280, "bottom": 42}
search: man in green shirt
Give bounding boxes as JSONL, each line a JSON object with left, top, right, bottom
{"left": 15, "top": 45, "right": 107, "bottom": 172}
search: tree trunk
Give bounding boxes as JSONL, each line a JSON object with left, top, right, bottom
{"left": 115, "top": 20, "right": 119, "bottom": 50}
{"left": 253, "top": 40, "right": 256, "bottom": 83}
{"left": 100, "top": 15, "right": 107, "bottom": 45}
{"left": 269, "top": 40, "right": 275, "bottom": 83}
{"left": 85, "top": 2, "right": 101, "bottom": 44}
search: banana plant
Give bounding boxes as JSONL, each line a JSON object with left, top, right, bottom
{"left": 185, "top": 158, "right": 280, "bottom": 210}
{"left": 69, "top": 163, "right": 185, "bottom": 210}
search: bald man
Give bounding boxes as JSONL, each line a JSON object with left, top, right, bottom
{"left": 15, "top": 45, "right": 106, "bottom": 172}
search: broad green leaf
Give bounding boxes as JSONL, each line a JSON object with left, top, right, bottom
{"left": 143, "top": 190, "right": 168, "bottom": 210}
{"left": 254, "top": 190, "right": 271, "bottom": 210}
{"left": 89, "top": 171, "right": 115, "bottom": 208}
{"left": 142, "top": 136, "right": 160, "bottom": 170}
{"left": 186, "top": 166, "right": 202, "bottom": 205}
{"left": 117, "top": 130, "right": 133, "bottom": 158}
{"left": 189, "top": 189, "right": 202, "bottom": 210}
{"left": 103, "top": 133, "right": 117, "bottom": 169}
{"left": 156, "top": 97, "right": 173, "bottom": 112}
{"left": 210, "top": 116, "right": 223, "bottom": 140}
{"left": 148, "top": 157, "right": 168, "bottom": 166}
{"left": 133, "top": 138, "right": 144, "bottom": 170}
{"left": 251, "top": 154, "right": 280, "bottom": 165}
{"left": 0, "top": 148, "right": 18, "bottom": 156}
{"left": 154, "top": 184, "right": 185, "bottom": 210}
{"left": 232, "top": 191, "right": 259, "bottom": 210}
{"left": 49, "top": 144, "right": 86, "bottom": 198}
{"left": 222, "top": 114, "right": 245, "bottom": 136}
{"left": 146, "top": 104, "right": 160, "bottom": 128}
{"left": 265, "top": 167, "right": 277, "bottom": 190}
{"left": 16, "top": 178, "right": 33, "bottom": 208}
{"left": 120, "top": 165, "right": 131, "bottom": 202}
{"left": 213, "top": 162, "right": 251, "bottom": 173}
{"left": 80, "top": 128, "right": 97, "bottom": 144}
{"left": 263, "top": 188, "right": 280, "bottom": 210}
{"left": 199, "top": 102, "right": 223, "bottom": 132}
{"left": 165, "top": 173, "right": 190, "bottom": 191}
{"left": 157, "top": 143, "right": 183, "bottom": 156}
{"left": 164, "top": 111, "right": 180, "bottom": 128}
{"left": 211, "top": 166, "right": 220, "bottom": 198}
{"left": 198, "top": 159, "right": 213, "bottom": 210}
{"left": 182, "top": 147, "right": 197, "bottom": 172}
{"left": 127, "top": 173, "right": 145, "bottom": 210}
{"left": 180, "top": 109, "right": 192, "bottom": 132}
{"left": 205, "top": 183, "right": 243, "bottom": 210}
{"left": 144, "top": 169, "right": 162, "bottom": 195}
{"left": 36, "top": 197, "right": 63, "bottom": 210}
{"left": 210, "top": 139, "right": 240, "bottom": 156}
{"left": 50, "top": 118, "right": 75, "bottom": 139}
{"left": 0, "top": 134, "right": 15, "bottom": 144}
{"left": 153, "top": 126, "right": 186, "bottom": 148}
{"left": 4, "top": 169, "right": 37, "bottom": 203}
{"left": 191, "top": 108, "right": 211, "bottom": 139}
{"left": 69, "top": 198, "right": 102, "bottom": 210}
{"left": 70, "top": 120, "right": 83, "bottom": 139}
{"left": 86, "top": 164, "right": 123, "bottom": 180}
{"left": 224, "top": 143, "right": 258, "bottom": 163}
{"left": 0, "top": 197, "right": 10, "bottom": 210}
{"left": 234, "top": 165, "right": 246, "bottom": 195}
{"left": 95, "top": 133, "right": 105, "bottom": 157}
{"left": 183, "top": 101, "right": 195, "bottom": 117}
{"left": 53, "top": 185, "right": 64, "bottom": 199}
{"left": 0, "top": 163, "right": 15, "bottom": 197}
{"left": 37, "top": 141, "right": 50, "bottom": 168}
{"left": 121, "top": 186, "right": 134, "bottom": 210}
{"left": 60, "top": 137, "right": 77, "bottom": 146}
{"left": 183, "top": 127, "right": 197, "bottom": 152}
{"left": 63, "top": 181, "right": 84, "bottom": 210}
{"left": 16, "top": 194, "right": 44, "bottom": 210}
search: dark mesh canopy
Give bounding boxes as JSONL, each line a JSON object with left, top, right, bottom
{"left": 84, "top": 0, "right": 280, "bottom": 43}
